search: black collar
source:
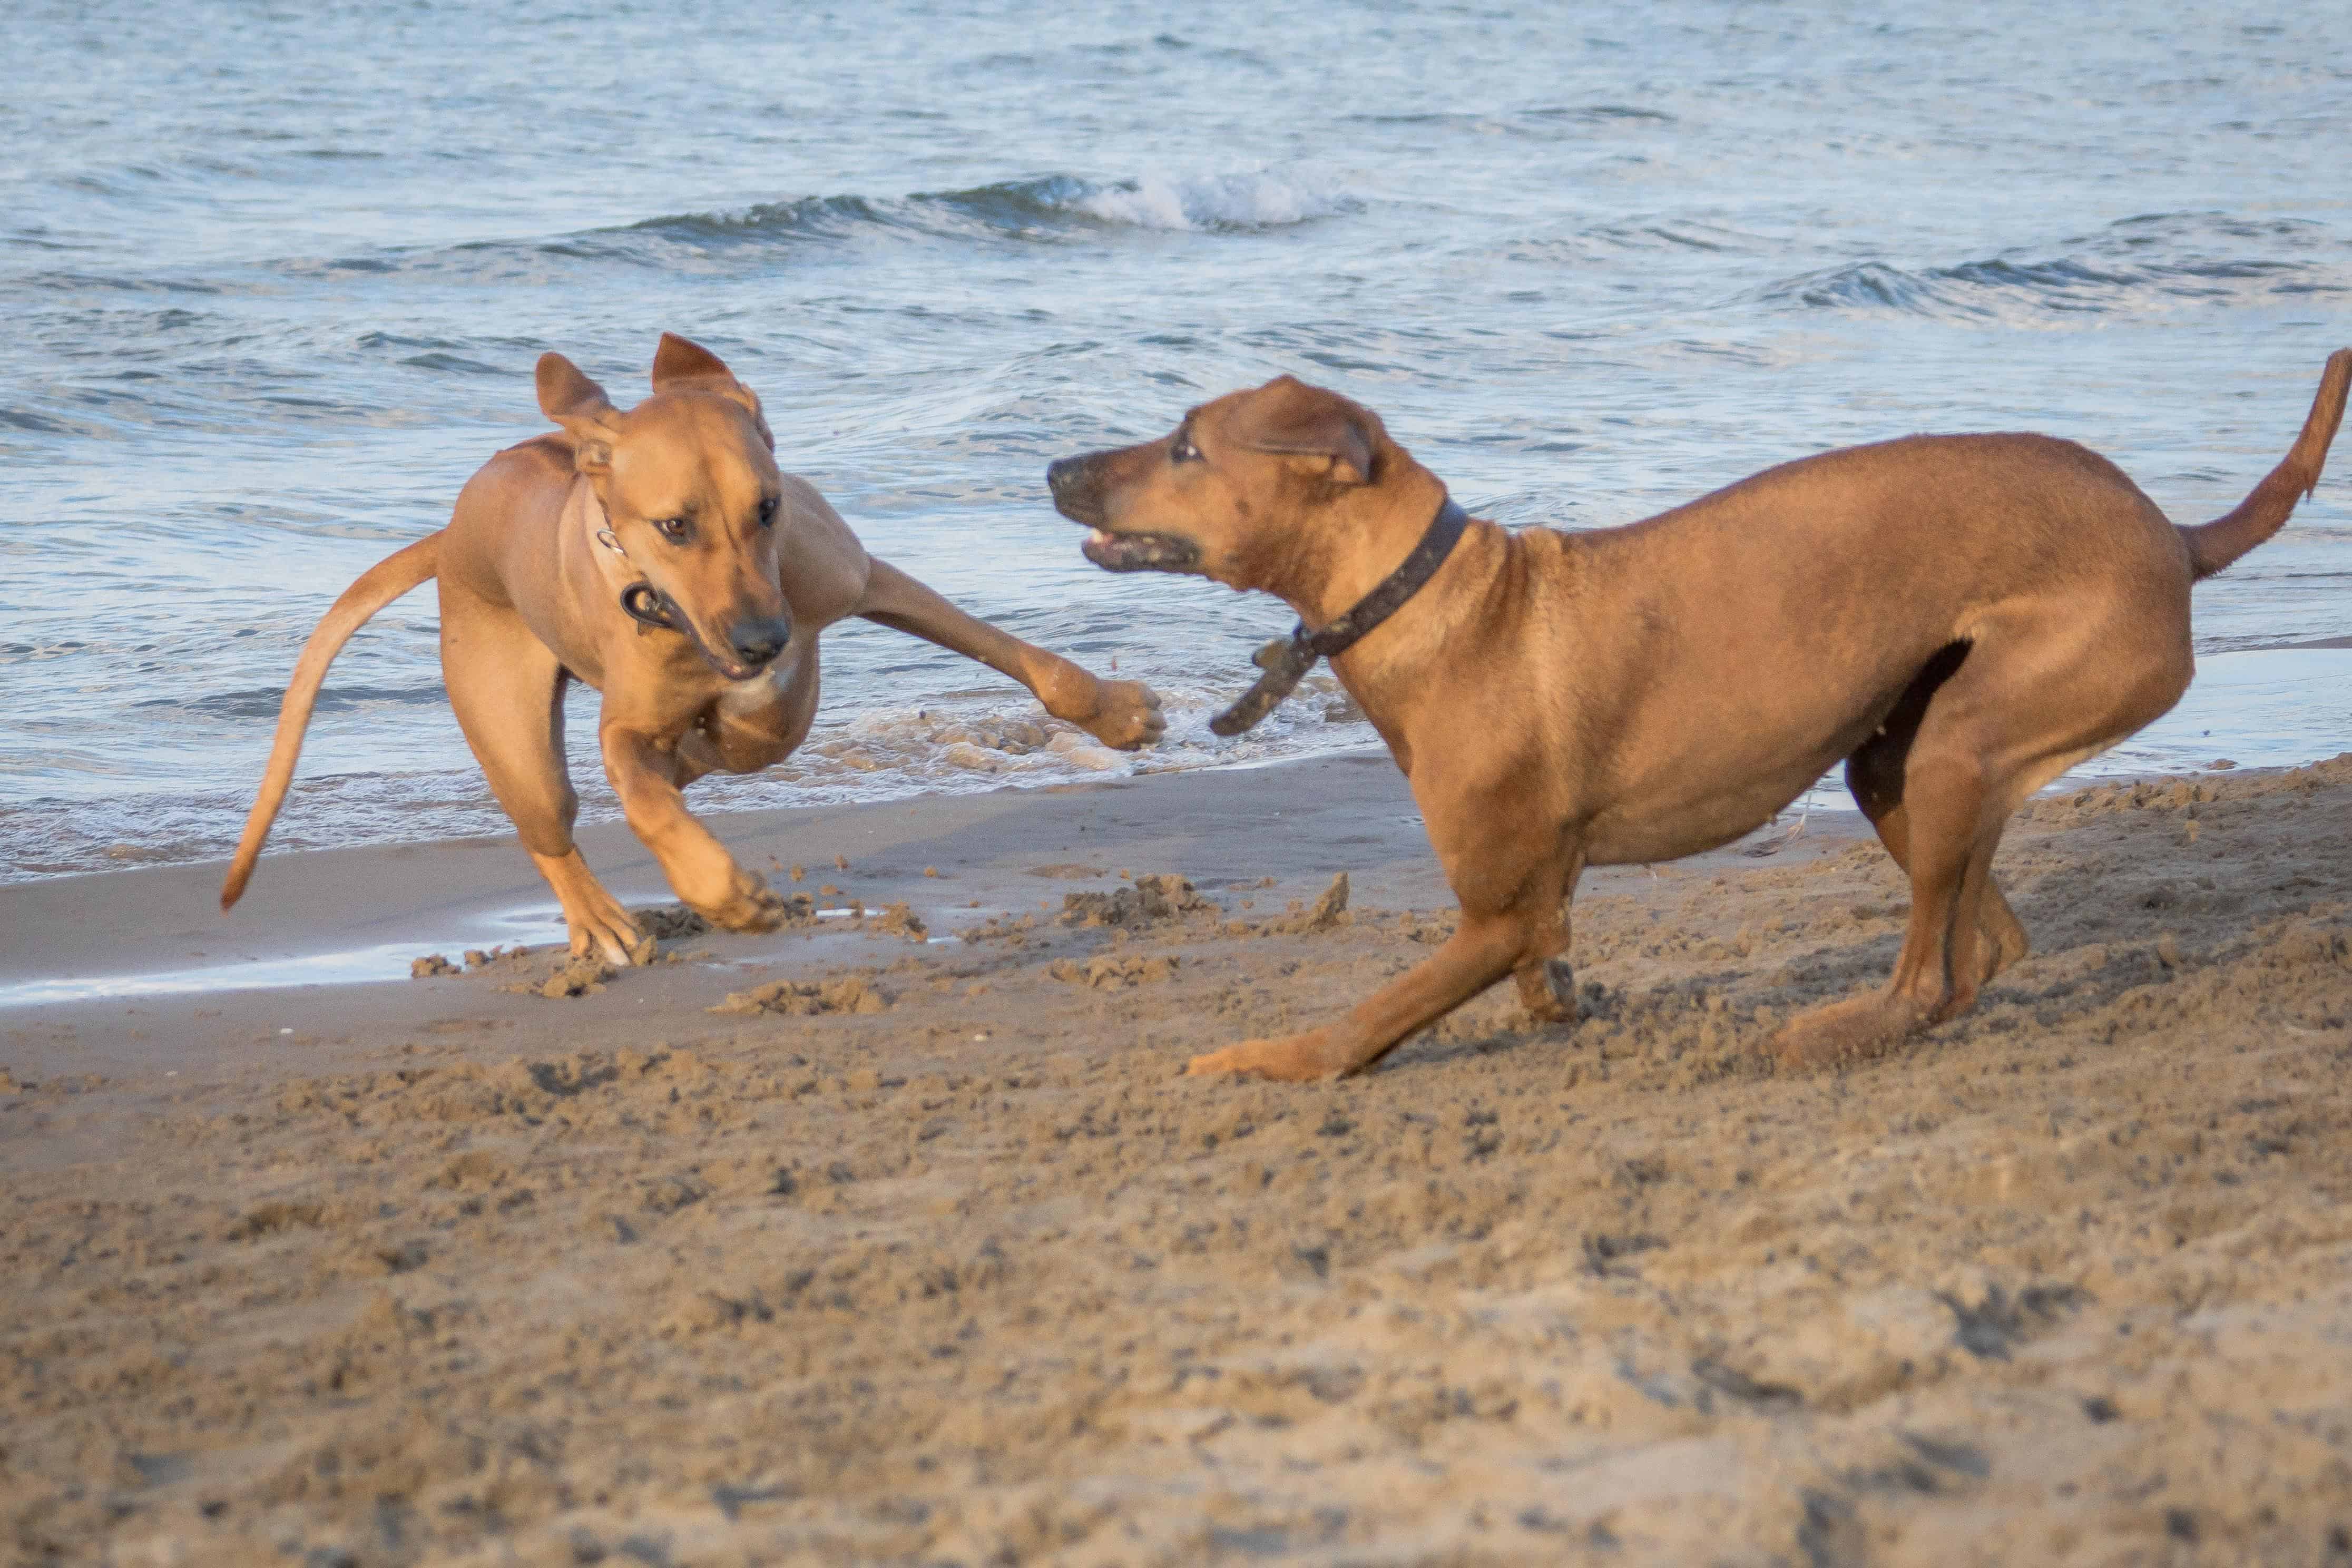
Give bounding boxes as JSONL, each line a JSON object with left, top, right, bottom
{"left": 1211, "top": 493, "right": 1469, "bottom": 737}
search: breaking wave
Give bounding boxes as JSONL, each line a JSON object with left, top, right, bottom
{"left": 605, "top": 169, "right": 1360, "bottom": 252}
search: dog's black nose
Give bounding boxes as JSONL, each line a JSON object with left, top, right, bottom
{"left": 728, "top": 615, "right": 792, "bottom": 669}
{"left": 1047, "top": 454, "right": 1103, "bottom": 523}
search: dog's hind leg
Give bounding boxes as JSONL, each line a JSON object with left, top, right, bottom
{"left": 442, "top": 595, "right": 646, "bottom": 966}
{"left": 1777, "top": 736, "right": 2003, "bottom": 1068}
{"left": 1778, "top": 607, "right": 2191, "bottom": 1070}
{"left": 1845, "top": 644, "right": 2027, "bottom": 985}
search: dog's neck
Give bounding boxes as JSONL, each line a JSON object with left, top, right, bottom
{"left": 1210, "top": 490, "right": 1468, "bottom": 737}
{"left": 1272, "top": 467, "right": 1458, "bottom": 635}
{"left": 573, "top": 484, "right": 632, "bottom": 593}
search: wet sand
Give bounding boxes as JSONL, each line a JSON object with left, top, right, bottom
{"left": 5, "top": 752, "right": 2351, "bottom": 1564}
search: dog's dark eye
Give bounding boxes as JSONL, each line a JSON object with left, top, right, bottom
{"left": 756, "top": 496, "right": 779, "bottom": 528}
{"left": 1171, "top": 432, "right": 1202, "bottom": 464}
{"left": 654, "top": 516, "right": 691, "bottom": 543}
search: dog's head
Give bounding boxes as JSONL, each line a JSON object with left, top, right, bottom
{"left": 1046, "top": 376, "right": 1407, "bottom": 599}
{"left": 537, "top": 334, "right": 791, "bottom": 681}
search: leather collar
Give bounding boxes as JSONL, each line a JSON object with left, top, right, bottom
{"left": 1211, "top": 492, "right": 1469, "bottom": 737}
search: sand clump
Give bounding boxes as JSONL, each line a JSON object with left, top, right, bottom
{"left": 526, "top": 955, "right": 618, "bottom": 999}
{"left": 863, "top": 901, "right": 929, "bottom": 942}
{"left": 709, "top": 974, "right": 891, "bottom": 1016}
{"left": 1058, "top": 871, "right": 1218, "bottom": 928}
{"left": 1237, "top": 870, "right": 1351, "bottom": 936}
{"left": 1048, "top": 953, "right": 1183, "bottom": 989}
{"left": 634, "top": 904, "right": 711, "bottom": 941}
{"left": 411, "top": 905, "right": 755, "bottom": 996}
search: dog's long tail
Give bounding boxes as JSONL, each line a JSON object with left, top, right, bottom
{"left": 220, "top": 532, "right": 443, "bottom": 909}
{"left": 2180, "top": 348, "right": 2351, "bottom": 581}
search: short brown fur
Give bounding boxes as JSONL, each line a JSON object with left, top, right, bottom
{"left": 226, "top": 335, "right": 1163, "bottom": 959}
{"left": 1049, "top": 351, "right": 2350, "bottom": 1078}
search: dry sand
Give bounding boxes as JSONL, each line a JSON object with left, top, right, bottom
{"left": 4, "top": 751, "right": 2351, "bottom": 1565}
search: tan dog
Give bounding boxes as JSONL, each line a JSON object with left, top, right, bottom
{"left": 1048, "top": 351, "right": 2349, "bottom": 1079}
{"left": 224, "top": 334, "right": 1163, "bottom": 958}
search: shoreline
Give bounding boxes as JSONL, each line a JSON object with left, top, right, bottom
{"left": 11, "top": 720, "right": 2348, "bottom": 1034}
{"left": 7, "top": 634, "right": 2348, "bottom": 891}
{"left": 0, "top": 749, "right": 1873, "bottom": 1080}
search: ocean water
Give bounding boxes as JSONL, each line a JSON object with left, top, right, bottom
{"left": 4, "top": 0, "right": 2348, "bottom": 883}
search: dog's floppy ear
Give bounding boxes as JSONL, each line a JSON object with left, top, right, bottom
{"left": 536, "top": 352, "right": 622, "bottom": 475}
{"left": 1231, "top": 375, "right": 1375, "bottom": 486}
{"left": 650, "top": 331, "right": 775, "bottom": 452}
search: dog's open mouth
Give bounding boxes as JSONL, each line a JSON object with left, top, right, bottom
{"left": 621, "top": 584, "right": 777, "bottom": 682}
{"left": 702, "top": 653, "right": 766, "bottom": 682}
{"left": 1080, "top": 527, "right": 1203, "bottom": 575}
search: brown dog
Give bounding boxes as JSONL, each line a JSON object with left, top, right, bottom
{"left": 1048, "top": 352, "right": 2349, "bottom": 1079}
{"left": 224, "top": 334, "right": 1163, "bottom": 958}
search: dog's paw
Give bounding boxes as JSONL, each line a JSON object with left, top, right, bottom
{"left": 1184, "top": 1032, "right": 1338, "bottom": 1082}
{"left": 1076, "top": 679, "right": 1167, "bottom": 751}
{"left": 1514, "top": 956, "right": 1579, "bottom": 1023}
{"left": 567, "top": 904, "right": 648, "bottom": 967}
{"left": 701, "top": 876, "right": 792, "bottom": 934}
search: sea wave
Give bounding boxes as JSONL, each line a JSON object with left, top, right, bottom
{"left": 604, "top": 169, "right": 1361, "bottom": 252}
{"left": 1057, "top": 171, "right": 1361, "bottom": 231}
{"left": 217, "top": 168, "right": 1361, "bottom": 283}
{"left": 1763, "top": 215, "right": 2343, "bottom": 322}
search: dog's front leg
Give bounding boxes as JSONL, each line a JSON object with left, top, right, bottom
{"left": 600, "top": 723, "right": 790, "bottom": 932}
{"left": 855, "top": 560, "right": 1166, "bottom": 749}
{"left": 1508, "top": 859, "right": 1582, "bottom": 1023}
{"left": 1186, "top": 912, "right": 1531, "bottom": 1082}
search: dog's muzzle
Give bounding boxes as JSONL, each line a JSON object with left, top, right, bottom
{"left": 595, "top": 522, "right": 785, "bottom": 680}
{"left": 1047, "top": 452, "right": 1205, "bottom": 575}
{"left": 621, "top": 586, "right": 790, "bottom": 682}
{"left": 1045, "top": 454, "right": 1104, "bottom": 523}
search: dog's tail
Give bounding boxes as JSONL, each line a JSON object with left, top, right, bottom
{"left": 2179, "top": 348, "right": 2351, "bottom": 581}
{"left": 220, "top": 532, "right": 442, "bottom": 909}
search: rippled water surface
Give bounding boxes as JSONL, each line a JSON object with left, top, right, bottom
{"left": 5, "top": 0, "right": 2349, "bottom": 880}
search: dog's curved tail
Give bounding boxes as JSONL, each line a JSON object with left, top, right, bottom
{"left": 220, "top": 532, "right": 443, "bottom": 909}
{"left": 2180, "top": 348, "right": 2351, "bottom": 581}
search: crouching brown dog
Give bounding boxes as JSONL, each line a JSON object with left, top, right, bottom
{"left": 224, "top": 334, "right": 1163, "bottom": 960}
{"left": 1048, "top": 352, "right": 2349, "bottom": 1079}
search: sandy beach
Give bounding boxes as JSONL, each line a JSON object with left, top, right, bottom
{"left": 5, "top": 749, "right": 2350, "bottom": 1565}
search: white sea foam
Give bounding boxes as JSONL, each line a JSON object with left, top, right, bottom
{"left": 1069, "top": 170, "right": 1358, "bottom": 232}
{"left": 692, "top": 675, "right": 1373, "bottom": 809}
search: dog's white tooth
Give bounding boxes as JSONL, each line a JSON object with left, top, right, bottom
{"left": 1089, "top": 528, "right": 1112, "bottom": 546}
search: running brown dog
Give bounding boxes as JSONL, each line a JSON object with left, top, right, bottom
{"left": 224, "top": 334, "right": 1163, "bottom": 960}
{"left": 1048, "top": 351, "right": 2349, "bottom": 1079}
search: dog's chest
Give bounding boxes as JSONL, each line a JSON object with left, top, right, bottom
{"left": 713, "top": 648, "right": 811, "bottom": 720}
{"left": 715, "top": 665, "right": 788, "bottom": 713}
